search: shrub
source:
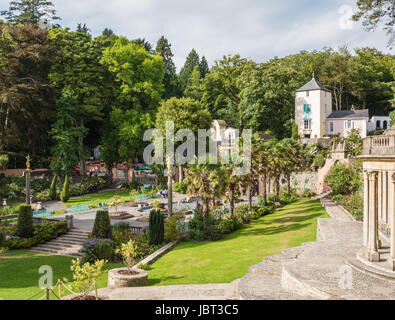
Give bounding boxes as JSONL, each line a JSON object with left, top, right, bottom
{"left": 188, "top": 211, "right": 222, "bottom": 241}
{"left": 16, "top": 205, "right": 33, "bottom": 238}
{"left": 6, "top": 221, "right": 67, "bottom": 249}
{"left": 70, "top": 258, "right": 106, "bottom": 300}
{"left": 164, "top": 216, "right": 180, "bottom": 242}
{"left": 313, "top": 153, "right": 326, "bottom": 170}
{"left": 173, "top": 182, "right": 187, "bottom": 194}
{"left": 115, "top": 239, "right": 138, "bottom": 272}
{"left": 82, "top": 239, "right": 116, "bottom": 263}
{"left": 234, "top": 204, "right": 251, "bottom": 224}
{"left": 0, "top": 230, "right": 5, "bottom": 246}
{"left": 91, "top": 210, "right": 113, "bottom": 239}
{"left": 218, "top": 217, "right": 243, "bottom": 234}
{"left": 278, "top": 192, "right": 296, "bottom": 205}
{"left": 326, "top": 162, "right": 362, "bottom": 195}
{"left": 149, "top": 210, "right": 164, "bottom": 245}
{"left": 49, "top": 175, "right": 57, "bottom": 200}
{"left": 60, "top": 175, "right": 70, "bottom": 202}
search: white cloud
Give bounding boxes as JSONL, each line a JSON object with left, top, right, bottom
{"left": 0, "top": 0, "right": 391, "bottom": 70}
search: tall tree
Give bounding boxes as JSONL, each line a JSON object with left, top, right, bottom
{"left": 102, "top": 28, "right": 115, "bottom": 38}
{"left": 201, "top": 54, "right": 256, "bottom": 129}
{"left": 1, "top": 0, "right": 60, "bottom": 27}
{"left": 47, "top": 28, "right": 117, "bottom": 175}
{"left": 199, "top": 56, "right": 210, "bottom": 78}
{"left": 100, "top": 36, "right": 164, "bottom": 166}
{"left": 179, "top": 48, "right": 200, "bottom": 91}
{"left": 183, "top": 66, "right": 203, "bottom": 100}
{"left": 0, "top": 24, "right": 57, "bottom": 163}
{"left": 352, "top": 0, "right": 395, "bottom": 47}
{"left": 50, "top": 89, "right": 87, "bottom": 175}
{"left": 132, "top": 38, "right": 153, "bottom": 53}
{"left": 155, "top": 36, "right": 180, "bottom": 99}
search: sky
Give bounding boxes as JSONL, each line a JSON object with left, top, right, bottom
{"left": 0, "top": 0, "right": 392, "bottom": 70}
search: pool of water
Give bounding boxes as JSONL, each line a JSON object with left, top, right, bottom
{"left": 137, "top": 200, "right": 202, "bottom": 213}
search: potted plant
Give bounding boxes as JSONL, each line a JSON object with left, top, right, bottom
{"left": 107, "top": 240, "right": 148, "bottom": 289}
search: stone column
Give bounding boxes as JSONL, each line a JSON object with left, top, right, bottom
{"left": 25, "top": 170, "right": 31, "bottom": 205}
{"left": 367, "top": 171, "right": 380, "bottom": 262}
{"left": 377, "top": 171, "right": 382, "bottom": 229}
{"left": 362, "top": 170, "right": 369, "bottom": 257}
{"left": 390, "top": 174, "right": 395, "bottom": 271}
{"left": 383, "top": 171, "right": 389, "bottom": 233}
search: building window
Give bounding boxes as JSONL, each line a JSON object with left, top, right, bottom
{"left": 306, "top": 91, "right": 309, "bottom": 97}
{"left": 376, "top": 120, "right": 381, "bottom": 129}
{"left": 383, "top": 120, "right": 388, "bottom": 130}
{"left": 304, "top": 120, "right": 311, "bottom": 130}
{"left": 345, "top": 120, "right": 353, "bottom": 129}
{"left": 325, "top": 104, "right": 328, "bottom": 113}
{"left": 329, "top": 122, "right": 334, "bottom": 133}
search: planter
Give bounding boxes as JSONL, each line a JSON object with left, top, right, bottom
{"left": 107, "top": 268, "right": 148, "bottom": 289}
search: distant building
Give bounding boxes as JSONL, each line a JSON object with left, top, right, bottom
{"left": 212, "top": 120, "right": 238, "bottom": 157}
{"left": 295, "top": 77, "right": 390, "bottom": 139}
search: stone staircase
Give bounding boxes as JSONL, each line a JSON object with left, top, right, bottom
{"left": 30, "top": 228, "right": 90, "bottom": 258}
{"left": 236, "top": 197, "right": 395, "bottom": 300}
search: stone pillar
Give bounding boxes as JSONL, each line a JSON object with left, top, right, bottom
{"left": 362, "top": 170, "right": 369, "bottom": 257}
{"left": 367, "top": 171, "right": 380, "bottom": 262}
{"left": 25, "top": 170, "right": 31, "bottom": 205}
{"left": 383, "top": 171, "right": 389, "bottom": 233}
{"left": 378, "top": 171, "right": 382, "bottom": 229}
{"left": 390, "top": 174, "right": 395, "bottom": 271}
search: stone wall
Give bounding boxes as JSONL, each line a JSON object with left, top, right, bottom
{"left": 277, "top": 172, "right": 318, "bottom": 194}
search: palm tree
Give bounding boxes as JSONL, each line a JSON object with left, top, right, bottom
{"left": 184, "top": 157, "right": 227, "bottom": 218}
{"left": 252, "top": 135, "right": 272, "bottom": 204}
{"left": 222, "top": 162, "right": 249, "bottom": 218}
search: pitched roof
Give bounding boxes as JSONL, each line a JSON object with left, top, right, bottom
{"left": 327, "top": 109, "right": 369, "bottom": 119}
{"left": 296, "top": 78, "right": 331, "bottom": 92}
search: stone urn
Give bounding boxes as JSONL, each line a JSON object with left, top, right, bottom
{"left": 107, "top": 268, "right": 148, "bottom": 289}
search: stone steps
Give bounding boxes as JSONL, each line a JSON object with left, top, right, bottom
{"left": 237, "top": 271, "right": 307, "bottom": 300}
{"left": 29, "top": 228, "right": 88, "bottom": 258}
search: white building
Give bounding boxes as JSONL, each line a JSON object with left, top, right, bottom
{"left": 295, "top": 77, "right": 390, "bottom": 139}
{"left": 212, "top": 120, "right": 238, "bottom": 158}
{"left": 295, "top": 77, "right": 333, "bottom": 139}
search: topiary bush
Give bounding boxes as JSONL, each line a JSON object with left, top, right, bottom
{"left": 149, "top": 210, "right": 164, "bottom": 245}
{"left": 60, "top": 175, "right": 70, "bottom": 202}
{"left": 49, "top": 174, "right": 57, "bottom": 200}
{"left": 16, "top": 205, "right": 33, "bottom": 238}
{"left": 91, "top": 210, "right": 113, "bottom": 239}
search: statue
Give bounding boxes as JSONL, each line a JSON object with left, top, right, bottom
{"left": 26, "top": 155, "right": 31, "bottom": 171}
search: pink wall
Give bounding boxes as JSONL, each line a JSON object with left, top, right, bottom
{"left": 327, "top": 119, "right": 367, "bottom": 138}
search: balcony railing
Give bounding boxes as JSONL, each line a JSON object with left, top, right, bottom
{"left": 362, "top": 135, "right": 395, "bottom": 156}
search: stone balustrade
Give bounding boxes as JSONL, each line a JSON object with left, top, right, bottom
{"left": 362, "top": 135, "right": 395, "bottom": 156}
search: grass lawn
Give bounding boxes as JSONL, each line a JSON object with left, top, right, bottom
{"left": 0, "top": 250, "right": 123, "bottom": 300}
{"left": 64, "top": 191, "right": 130, "bottom": 207}
{"left": 147, "top": 199, "right": 329, "bottom": 286}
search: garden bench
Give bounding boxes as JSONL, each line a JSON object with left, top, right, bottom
{"left": 67, "top": 204, "right": 91, "bottom": 213}
{"left": 135, "top": 195, "right": 150, "bottom": 201}
{"left": 33, "top": 210, "right": 55, "bottom": 218}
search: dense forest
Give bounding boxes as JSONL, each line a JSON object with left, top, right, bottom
{"left": 0, "top": 0, "right": 394, "bottom": 173}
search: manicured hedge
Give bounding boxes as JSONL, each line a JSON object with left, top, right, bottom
{"left": 16, "top": 205, "right": 33, "bottom": 238}
{"left": 60, "top": 175, "right": 70, "bottom": 202}
{"left": 149, "top": 210, "right": 164, "bottom": 245}
{"left": 91, "top": 210, "right": 113, "bottom": 239}
{"left": 6, "top": 221, "right": 68, "bottom": 249}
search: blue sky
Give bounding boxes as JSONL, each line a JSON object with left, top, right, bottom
{"left": 0, "top": 0, "right": 391, "bottom": 70}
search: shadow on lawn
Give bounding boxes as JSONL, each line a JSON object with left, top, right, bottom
{"left": 148, "top": 275, "right": 184, "bottom": 286}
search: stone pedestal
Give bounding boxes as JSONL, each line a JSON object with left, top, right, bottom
{"left": 108, "top": 268, "right": 148, "bottom": 289}
{"left": 25, "top": 170, "right": 31, "bottom": 205}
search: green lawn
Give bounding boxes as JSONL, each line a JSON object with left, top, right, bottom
{"left": 0, "top": 250, "right": 122, "bottom": 300}
{"left": 147, "top": 199, "right": 329, "bottom": 286}
{"left": 64, "top": 191, "right": 130, "bottom": 206}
